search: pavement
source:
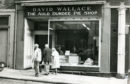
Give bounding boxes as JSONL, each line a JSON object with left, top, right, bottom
{"left": 0, "top": 68, "right": 128, "bottom": 84}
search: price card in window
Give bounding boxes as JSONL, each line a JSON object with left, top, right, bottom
{"left": 65, "top": 50, "right": 70, "bottom": 56}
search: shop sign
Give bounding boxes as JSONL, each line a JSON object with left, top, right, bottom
{"left": 25, "top": 5, "right": 102, "bottom": 17}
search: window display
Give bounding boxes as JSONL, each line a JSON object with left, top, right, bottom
{"left": 50, "top": 20, "right": 99, "bottom": 66}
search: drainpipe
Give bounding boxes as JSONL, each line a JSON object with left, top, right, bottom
{"left": 13, "top": 3, "right": 18, "bottom": 69}
{"left": 117, "top": 2, "right": 126, "bottom": 78}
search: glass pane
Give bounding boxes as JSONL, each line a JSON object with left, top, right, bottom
{"left": 50, "top": 20, "right": 99, "bottom": 66}
{"left": 0, "top": 17, "right": 8, "bottom": 25}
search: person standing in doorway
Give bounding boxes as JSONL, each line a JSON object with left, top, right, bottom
{"left": 51, "top": 48, "right": 60, "bottom": 74}
{"left": 43, "top": 44, "right": 52, "bottom": 75}
{"left": 32, "top": 44, "right": 42, "bottom": 77}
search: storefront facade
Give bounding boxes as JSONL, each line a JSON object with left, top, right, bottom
{"left": 14, "top": 0, "right": 130, "bottom": 77}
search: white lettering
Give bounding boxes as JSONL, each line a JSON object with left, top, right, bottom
{"left": 27, "top": 12, "right": 36, "bottom": 16}
{"left": 52, "top": 12, "right": 71, "bottom": 15}
{"left": 57, "top": 7, "right": 62, "bottom": 11}
{"left": 73, "top": 12, "right": 81, "bottom": 15}
{"left": 38, "top": 12, "right": 50, "bottom": 16}
{"left": 84, "top": 11, "right": 98, "bottom": 15}
{"left": 33, "top": 8, "right": 37, "bottom": 12}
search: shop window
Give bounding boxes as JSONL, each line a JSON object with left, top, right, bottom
{"left": 50, "top": 20, "right": 99, "bottom": 66}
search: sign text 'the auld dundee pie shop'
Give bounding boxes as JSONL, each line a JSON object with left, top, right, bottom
{"left": 24, "top": 5, "right": 102, "bottom": 17}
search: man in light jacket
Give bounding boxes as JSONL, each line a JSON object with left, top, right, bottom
{"left": 33, "top": 44, "right": 42, "bottom": 77}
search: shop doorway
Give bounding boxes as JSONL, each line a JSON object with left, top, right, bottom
{"left": 35, "top": 35, "right": 48, "bottom": 51}
{"left": 34, "top": 35, "right": 52, "bottom": 50}
{"left": 34, "top": 21, "right": 52, "bottom": 50}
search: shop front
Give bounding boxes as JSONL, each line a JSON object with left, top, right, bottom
{"left": 15, "top": 1, "right": 112, "bottom": 73}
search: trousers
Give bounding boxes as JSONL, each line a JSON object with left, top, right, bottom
{"left": 34, "top": 61, "right": 40, "bottom": 74}
{"left": 44, "top": 61, "right": 50, "bottom": 73}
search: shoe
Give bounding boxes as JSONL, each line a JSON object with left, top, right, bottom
{"left": 44, "top": 73, "right": 49, "bottom": 75}
{"left": 35, "top": 73, "right": 39, "bottom": 77}
{"left": 55, "top": 72, "right": 57, "bottom": 75}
